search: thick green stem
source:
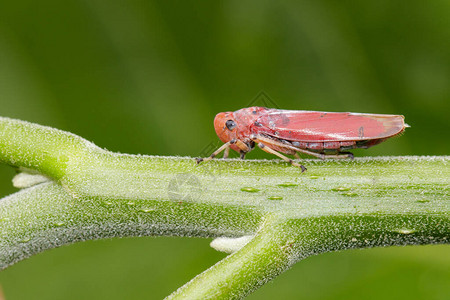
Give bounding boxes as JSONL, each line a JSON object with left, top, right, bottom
{"left": 0, "top": 117, "right": 448, "bottom": 299}
{"left": 168, "top": 214, "right": 448, "bottom": 299}
{"left": 168, "top": 215, "right": 294, "bottom": 299}
{"left": 0, "top": 117, "right": 90, "bottom": 179}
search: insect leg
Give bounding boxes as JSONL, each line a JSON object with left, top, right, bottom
{"left": 196, "top": 139, "right": 236, "bottom": 164}
{"left": 252, "top": 134, "right": 353, "bottom": 160}
{"left": 340, "top": 152, "right": 354, "bottom": 159}
{"left": 252, "top": 134, "right": 324, "bottom": 159}
{"left": 258, "top": 143, "right": 306, "bottom": 172}
{"left": 295, "top": 150, "right": 354, "bottom": 160}
{"left": 234, "top": 140, "right": 250, "bottom": 159}
{"left": 223, "top": 147, "right": 230, "bottom": 159}
{"left": 234, "top": 140, "right": 251, "bottom": 152}
{"left": 317, "top": 152, "right": 354, "bottom": 160}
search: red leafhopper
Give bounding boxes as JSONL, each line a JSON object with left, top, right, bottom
{"left": 197, "top": 107, "right": 408, "bottom": 171}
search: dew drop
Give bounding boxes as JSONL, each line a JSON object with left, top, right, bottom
{"left": 277, "top": 183, "right": 298, "bottom": 188}
{"left": 343, "top": 192, "right": 358, "bottom": 197}
{"left": 268, "top": 196, "right": 283, "bottom": 200}
{"left": 332, "top": 187, "right": 351, "bottom": 191}
{"left": 140, "top": 208, "right": 155, "bottom": 213}
{"left": 55, "top": 222, "right": 65, "bottom": 227}
{"left": 309, "top": 175, "right": 319, "bottom": 179}
{"left": 394, "top": 228, "right": 416, "bottom": 234}
{"left": 416, "top": 200, "right": 430, "bottom": 203}
{"left": 240, "top": 187, "right": 260, "bottom": 193}
{"left": 127, "top": 201, "right": 135, "bottom": 206}
{"left": 103, "top": 201, "right": 113, "bottom": 206}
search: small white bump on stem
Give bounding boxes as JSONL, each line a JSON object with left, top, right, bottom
{"left": 210, "top": 235, "right": 254, "bottom": 253}
{"left": 12, "top": 173, "right": 50, "bottom": 189}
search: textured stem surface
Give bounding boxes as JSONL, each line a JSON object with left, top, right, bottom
{"left": 0, "top": 117, "right": 448, "bottom": 299}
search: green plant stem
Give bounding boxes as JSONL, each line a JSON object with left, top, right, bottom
{"left": 168, "top": 215, "right": 293, "bottom": 299}
{"left": 0, "top": 117, "right": 449, "bottom": 299}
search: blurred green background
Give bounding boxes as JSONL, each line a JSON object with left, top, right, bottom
{"left": 0, "top": 0, "right": 449, "bottom": 299}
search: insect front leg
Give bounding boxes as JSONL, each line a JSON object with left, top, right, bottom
{"left": 230, "top": 139, "right": 250, "bottom": 152}
{"left": 196, "top": 139, "right": 250, "bottom": 164}
{"left": 257, "top": 143, "right": 306, "bottom": 172}
{"left": 240, "top": 151, "right": 246, "bottom": 160}
{"left": 196, "top": 140, "right": 236, "bottom": 164}
{"left": 223, "top": 147, "right": 230, "bottom": 159}
{"left": 234, "top": 140, "right": 250, "bottom": 160}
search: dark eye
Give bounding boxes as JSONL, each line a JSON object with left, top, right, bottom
{"left": 225, "top": 120, "right": 237, "bottom": 130}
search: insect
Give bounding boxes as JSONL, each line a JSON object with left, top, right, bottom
{"left": 196, "top": 107, "right": 408, "bottom": 171}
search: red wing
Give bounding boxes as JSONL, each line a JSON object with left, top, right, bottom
{"left": 254, "top": 110, "right": 406, "bottom": 142}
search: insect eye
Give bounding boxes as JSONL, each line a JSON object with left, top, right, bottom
{"left": 225, "top": 120, "right": 237, "bottom": 130}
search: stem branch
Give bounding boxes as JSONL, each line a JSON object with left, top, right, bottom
{"left": 0, "top": 117, "right": 448, "bottom": 298}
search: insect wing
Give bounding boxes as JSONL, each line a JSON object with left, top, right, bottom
{"left": 254, "top": 110, "right": 405, "bottom": 142}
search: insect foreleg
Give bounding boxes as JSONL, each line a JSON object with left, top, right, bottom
{"left": 240, "top": 151, "right": 246, "bottom": 160}
{"left": 234, "top": 140, "right": 251, "bottom": 152}
{"left": 233, "top": 140, "right": 250, "bottom": 159}
{"left": 196, "top": 140, "right": 236, "bottom": 164}
{"left": 257, "top": 143, "right": 306, "bottom": 172}
{"left": 196, "top": 139, "right": 251, "bottom": 164}
{"left": 223, "top": 147, "right": 230, "bottom": 159}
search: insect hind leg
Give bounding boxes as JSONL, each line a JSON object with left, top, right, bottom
{"left": 258, "top": 143, "right": 306, "bottom": 172}
{"left": 293, "top": 146, "right": 353, "bottom": 160}
{"left": 251, "top": 134, "right": 353, "bottom": 161}
{"left": 252, "top": 134, "right": 320, "bottom": 159}
{"left": 339, "top": 151, "right": 354, "bottom": 159}
{"left": 314, "top": 151, "right": 354, "bottom": 160}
